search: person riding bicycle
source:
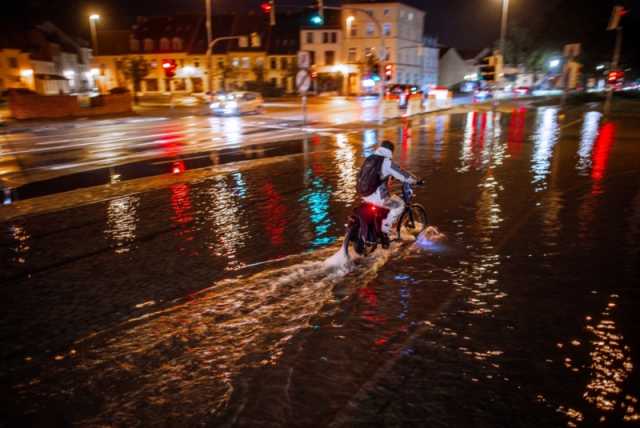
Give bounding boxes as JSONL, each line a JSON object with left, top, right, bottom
{"left": 356, "top": 140, "right": 418, "bottom": 247}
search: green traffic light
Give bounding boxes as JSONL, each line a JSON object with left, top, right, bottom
{"left": 310, "top": 14, "right": 324, "bottom": 25}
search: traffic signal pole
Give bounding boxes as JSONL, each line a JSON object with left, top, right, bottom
{"left": 605, "top": 26, "right": 623, "bottom": 116}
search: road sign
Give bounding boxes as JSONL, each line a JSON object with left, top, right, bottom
{"left": 296, "top": 70, "right": 311, "bottom": 93}
{"left": 297, "top": 51, "right": 310, "bottom": 70}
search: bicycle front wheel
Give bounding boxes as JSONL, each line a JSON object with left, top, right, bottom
{"left": 397, "top": 204, "right": 428, "bottom": 239}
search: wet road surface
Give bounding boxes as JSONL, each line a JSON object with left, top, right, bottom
{"left": 1, "top": 101, "right": 640, "bottom": 427}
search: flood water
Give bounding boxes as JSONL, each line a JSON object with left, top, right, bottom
{"left": 1, "top": 105, "right": 640, "bottom": 427}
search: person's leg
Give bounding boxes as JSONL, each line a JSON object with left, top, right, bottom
{"left": 382, "top": 195, "right": 405, "bottom": 234}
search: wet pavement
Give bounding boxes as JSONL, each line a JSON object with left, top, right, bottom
{"left": 1, "top": 100, "right": 640, "bottom": 427}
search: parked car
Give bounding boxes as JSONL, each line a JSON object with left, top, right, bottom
{"left": 209, "top": 92, "right": 264, "bottom": 116}
{"left": 473, "top": 88, "right": 493, "bottom": 101}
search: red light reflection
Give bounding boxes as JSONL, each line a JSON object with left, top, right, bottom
{"left": 261, "top": 182, "right": 287, "bottom": 246}
{"left": 591, "top": 122, "right": 616, "bottom": 183}
{"left": 508, "top": 107, "right": 526, "bottom": 159}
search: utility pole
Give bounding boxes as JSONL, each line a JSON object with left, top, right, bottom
{"left": 89, "top": 14, "right": 100, "bottom": 55}
{"left": 499, "top": 0, "right": 509, "bottom": 60}
{"left": 206, "top": 0, "right": 213, "bottom": 100}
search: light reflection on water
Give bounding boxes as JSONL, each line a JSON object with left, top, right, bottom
{"left": 205, "top": 175, "right": 247, "bottom": 270}
{"left": 105, "top": 195, "right": 140, "bottom": 254}
{"left": 333, "top": 134, "right": 357, "bottom": 204}
{"left": 576, "top": 111, "right": 602, "bottom": 175}
{"left": 531, "top": 107, "right": 560, "bottom": 192}
{"left": 8, "top": 223, "right": 30, "bottom": 264}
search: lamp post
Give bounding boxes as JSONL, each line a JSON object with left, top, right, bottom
{"left": 499, "top": 0, "right": 509, "bottom": 57}
{"left": 205, "top": 0, "right": 213, "bottom": 100}
{"left": 89, "top": 14, "right": 100, "bottom": 55}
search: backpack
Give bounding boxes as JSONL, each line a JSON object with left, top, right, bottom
{"left": 356, "top": 155, "right": 385, "bottom": 197}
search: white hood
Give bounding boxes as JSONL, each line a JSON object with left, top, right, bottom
{"left": 374, "top": 146, "right": 393, "bottom": 158}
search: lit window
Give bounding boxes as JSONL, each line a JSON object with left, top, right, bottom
{"left": 347, "top": 48, "right": 357, "bottom": 63}
{"left": 366, "top": 23, "right": 374, "bottom": 36}
{"left": 270, "top": 58, "right": 277, "bottom": 69}
{"left": 242, "top": 57, "right": 250, "bottom": 68}
{"left": 280, "top": 57, "right": 288, "bottom": 69}
{"left": 232, "top": 57, "right": 240, "bottom": 67}
{"left": 408, "top": 12, "right": 414, "bottom": 21}
{"left": 383, "top": 23, "right": 391, "bottom": 36}
{"left": 172, "top": 37, "right": 183, "bottom": 51}
{"left": 160, "top": 38, "right": 170, "bottom": 50}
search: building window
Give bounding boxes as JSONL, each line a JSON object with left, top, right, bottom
{"left": 330, "top": 32, "right": 337, "bottom": 43}
{"left": 365, "top": 9, "right": 373, "bottom": 16}
{"left": 194, "top": 61, "right": 200, "bottom": 68}
{"left": 324, "top": 50, "right": 335, "bottom": 66}
{"left": 384, "top": 49, "right": 391, "bottom": 61}
{"left": 322, "top": 32, "right": 329, "bottom": 44}
{"left": 174, "top": 78, "right": 186, "bottom": 91}
{"left": 280, "top": 58, "right": 288, "bottom": 69}
{"left": 164, "top": 78, "right": 172, "bottom": 91}
{"left": 256, "top": 57, "right": 264, "bottom": 67}
{"left": 383, "top": 8, "right": 390, "bottom": 16}
{"left": 309, "top": 51, "right": 316, "bottom": 65}
{"left": 218, "top": 59, "right": 224, "bottom": 69}
{"left": 383, "top": 23, "right": 392, "bottom": 36}
{"left": 350, "top": 24, "right": 358, "bottom": 37}
{"left": 172, "top": 37, "right": 183, "bottom": 51}
{"left": 271, "top": 77, "right": 277, "bottom": 86}
{"left": 130, "top": 38, "right": 140, "bottom": 51}
{"left": 145, "top": 78, "right": 158, "bottom": 91}
{"left": 306, "top": 32, "right": 314, "bottom": 44}
{"left": 232, "top": 57, "right": 240, "bottom": 68}
{"left": 144, "top": 38, "right": 154, "bottom": 52}
{"left": 160, "top": 37, "right": 170, "bottom": 50}
{"left": 270, "top": 58, "right": 277, "bottom": 69}
{"left": 366, "top": 23, "right": 374, "bottom": 36}
{"left": 242, "top": 57, "right": 250, "bottom": 68}
{"left": 398, "top": 71, "right": 403, "bottom": 83}
{"left": 347, "top": 48, "right": 357, "bottom": 63}
{"left": 364, "top": 47, "right": 373, "bottom": 58}
{"left": 8, "top": 57, "right": 18, "bottom": 68}
{"left": 408, "top": 12, "right": 414, "bottom": 21}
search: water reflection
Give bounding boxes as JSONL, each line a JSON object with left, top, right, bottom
{"left": 507, "top": 108, "right": 527, "bottom": 160}
{"left": 105, "top": 195, "right": 140, "bottom": 254}
{"left": 531, "top": 107, "right": 560, "bottom": 192}
{"left": 333, "top": 134, "right": 357, "bottom": 203}
{"left": 576, "top": 112, "right": 602, "bottom": 175}
{"left": 205, "top": 175, "right": 247, "bottom": 270}
{"left": 433, "top": 114, "right": 450, "bottom": 162}
{"left": 8, "top": 223, "right": 30, "bottom": 264}
{"left": 458, "top": 111, "right": 497, "bottom": 172}
{"left": 170, "top": 182, "right": 196, "bottom": 251}
{"left": 261, "top": 182, "right": 287, "bottom": 246}
{"left": 363, "top": 129, "right": 378, "bottom": 157}
{"left": 300, "top": 169, "right": 334, "bottom": 247}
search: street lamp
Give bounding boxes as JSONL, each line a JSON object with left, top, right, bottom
{"left": 549, "top": 59, "right": 561, "bottom": 70}
{"left": 89, "top": 14, "right": 100, "bottom": 55}
{"left": 499, "top": 0, "right": 510, "bottom": 57}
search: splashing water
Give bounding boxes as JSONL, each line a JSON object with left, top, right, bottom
{"left": 416, "top": 226, "right": 447, "bottom": 251}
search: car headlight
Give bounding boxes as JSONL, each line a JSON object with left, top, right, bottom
{"left": 226, "top": 100, "right": 238, "bottom": 109}
{"left": 210, "top": 102, "right": 220, "bottom": 109}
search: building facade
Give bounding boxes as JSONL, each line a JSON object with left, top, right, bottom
{"left": 93, "top": 14, "right": 298, "bottom": 95}
{"left": 300, "top": 2, "right": 434, "bottom": 95}
{"left": 0, "top": 22, "right": 93, "bottom": 94}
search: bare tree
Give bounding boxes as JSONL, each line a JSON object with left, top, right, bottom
{"left": 115, "top": 56, "right": 150, "bottom": 104}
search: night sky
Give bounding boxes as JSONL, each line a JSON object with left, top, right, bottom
{"left": 3, "top": 0, "right": 639, "bottom": 68}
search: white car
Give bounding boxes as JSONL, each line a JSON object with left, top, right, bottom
{"left": 209, "top": 92, "right": 264, "bottom": 115}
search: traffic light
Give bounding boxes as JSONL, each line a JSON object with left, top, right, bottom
{"left": 162, "top": 59, "right": 177, "bottom": 78}
{"left": 607, "top": 70, "right": 624, "bottom": 89}
{"left": 260, "top": 1, "right": 275, "bottom": 26}
{"left": 479, "top": 56, "right": 496, "bottom": 82}
{"left": 309, "top": 14, "right": 324, "bottom": 25}
{"left": 384, "top": 64, "right": 393, "bottom": 81}
{"left": 309, "top": 0, "right": 324, "bottom": 25}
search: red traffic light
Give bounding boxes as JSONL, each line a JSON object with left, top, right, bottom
{"left": 162, "top": 59, "right": 177, "bottom": 78}
{"left": 260, "top": 2, "right": 272, "bottom": 13}
{"left": 607, "top": 70, "right": 624, "bottom": 83}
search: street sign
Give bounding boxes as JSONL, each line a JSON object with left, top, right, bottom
{"left": 297, "top": 51, "right": 310, "bottom": 70}
{"left": 563, "top": 43, "right": 581, "bottom": 59}
{"left": 296, "top": 70, "right": 311, "bottom": 93}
